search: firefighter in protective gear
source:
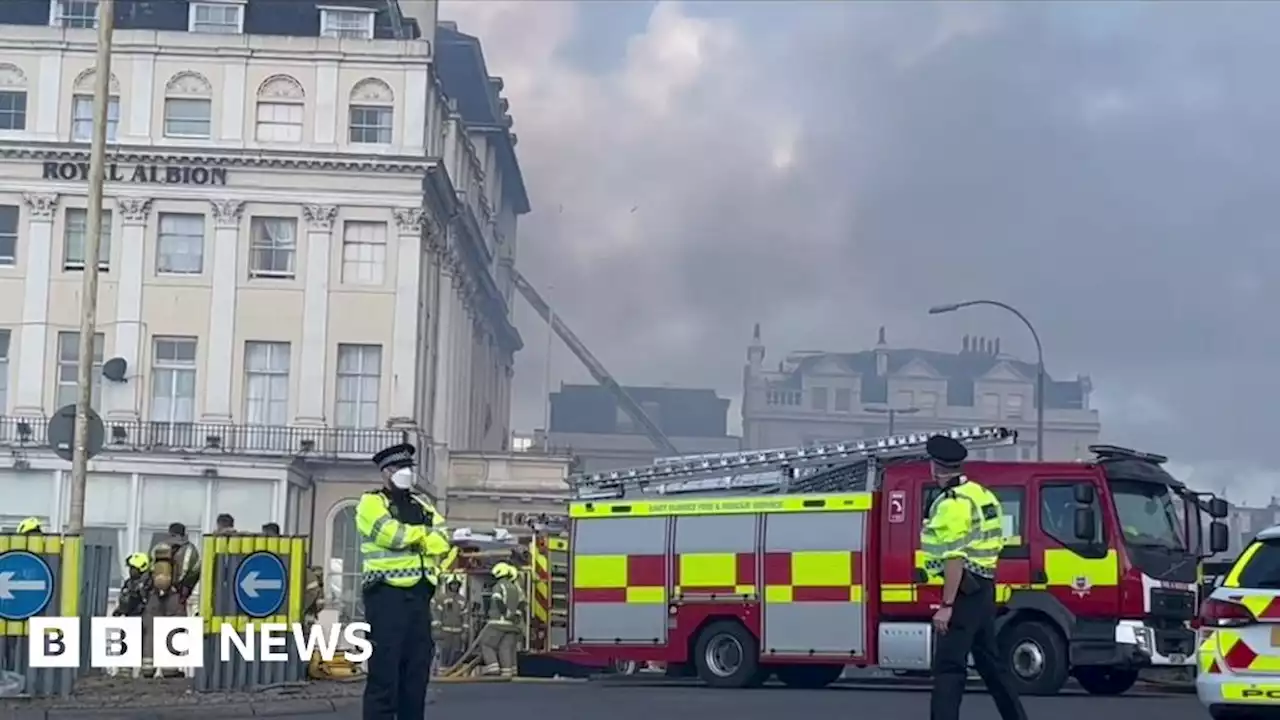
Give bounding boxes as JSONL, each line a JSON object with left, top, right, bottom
{"left": 144, "top": 523, "right": 201, "bottom": 676}
{"left": 920, "top": 435, "right": 1026, "bottom": 720}
{"left": 478, "top": 562, "right": 525, "bottom": 676}
{"left": 357, "top": 443, "right": 452, "bottom": 720}
{"left": 16, "top": 517, "right": 41, "bottom": 534}
{"left": 431, "top": 574, "right": 467, "bottom": 671}
{"left": 302, "top": 566, "right": 325, "bottom": 623}
{"left": 114, "top": 553, "right": 153, "bottom": 617}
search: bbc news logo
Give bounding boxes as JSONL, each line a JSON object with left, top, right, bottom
{"left": 27, "top": 617, "right": 372, "bottom": 668}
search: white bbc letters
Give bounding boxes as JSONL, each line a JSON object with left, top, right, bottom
{"left": 258, "top": 623, "right": 289, "bottom": 661}
{"left": 28, "top": 617, "right": 79, "bottom": 668}
{"left": 153, "top": 617, "right": 203, "bottom": 669}
{"left": 90, "top": 617, "right": 142, "bottom": 668}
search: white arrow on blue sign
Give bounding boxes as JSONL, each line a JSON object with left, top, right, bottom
{"left": 0, "top": 550, "right": 54, "bottom": 621}
{"left": 234, "top": 551, "right": 287, "bottom": 618}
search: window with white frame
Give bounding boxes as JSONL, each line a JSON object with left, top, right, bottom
{"left": 244, "top": 341, "right": 290, "bottom": 425}
{"left": 1006, "top": 393, "right": 1025, "bottom": 419}
{"left": 321, "top": 8, "right": 375, "bottom": 39}
{"left": 0, "top": 329, "right": 10, "bottom": 413}
{"left": 249, "top": 217, "right": 296, "bottom": 278}
{"left": 150, "top": 337, "right": 197, "bottom": 425}
{"left": 56, "top": 331, "right": 104, "bottom": 410}
{"left": 52, "top": 0, "right": 98, "bottom": 28}
{"left": 348, "top": 78, "right": 393, "bottom": 145}
{"left": 255, "top": 101, "right": 303, "bottom": 142}
{"left": 213, "top": 479, "right": 274, "bottom": 532}
{"left": 63, "top": 208, "right": 111, "bottom": 270}
{"left": 71, "top": 94, "right": 118, "bottom": 141}
{"left": 189, "top": 1, "right": 243, "bottom": 33}
{"left": 340, "top": 221, "right": 386, "bottom": 284}
{"left": 0, "top": 90, "right": 26, "bottom": 130}
{"left": 0, "top": 205, "right": 16, "bottom": 265}
{"left": 336, "top": 344, "right": 381, "bottom": 428}
{"left": 138, "top": 476, "right": 205, "bottom": 557}
{"left": 328, "top": 502, "right": 363, "bottom": 620}
{"left": 163, "top": 72, "right": 213, "bottom": 138}
{"left": 156, "top": 213, "right": 205, "bottom": 274}
{"left": 254, "top": 74, "right": 305, "bottom": 143}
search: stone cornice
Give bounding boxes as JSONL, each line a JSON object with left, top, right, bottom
{"left": 0, "top": 143, "right": 434, "bottom": 176}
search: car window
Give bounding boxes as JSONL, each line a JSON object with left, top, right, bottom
{"left": 1230, "top": 539, "right": 1280, "bottom": 589}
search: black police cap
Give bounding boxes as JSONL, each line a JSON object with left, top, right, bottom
{"left": 372, "top": 443, "right": 415, "bottom": 471}
{"left": 925, "top": 435, "right": 967, "bottom": 469}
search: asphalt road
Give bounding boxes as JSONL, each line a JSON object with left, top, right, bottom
{"left": 264, "top": 681, "right": 1213, "bottom": 720}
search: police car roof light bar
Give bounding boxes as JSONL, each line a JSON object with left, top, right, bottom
{"left": 569, "top": 425, "right": 1018, "bottom": 498}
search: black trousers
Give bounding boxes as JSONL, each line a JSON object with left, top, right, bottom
{"left": 363, "top": 582, "right": 435, "bottom": 720}
{"left": 931, "top": 575, "right": 1027, "bottom": 720}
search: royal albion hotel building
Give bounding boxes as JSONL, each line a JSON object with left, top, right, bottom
{"left": 0, "top": 0, "right": 570, "bottom": 617}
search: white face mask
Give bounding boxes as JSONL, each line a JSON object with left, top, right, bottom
{"left": 390, "top": 467, "right": 415, "bottom": 489}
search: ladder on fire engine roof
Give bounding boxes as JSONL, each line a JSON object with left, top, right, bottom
{"left": 569, "top": 425, "right": 1019, "bottom": 499}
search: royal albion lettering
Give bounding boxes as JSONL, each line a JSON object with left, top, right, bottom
{"left": 42, "top": 162, "right": 227, "bottom": 186}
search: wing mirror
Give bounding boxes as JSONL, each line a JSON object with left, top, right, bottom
{"left": 1209, "top": 522, "right": 1230, "bottom": 554}
{"left": 1073, "top": 483, "right": 1095, "bottom": 505}
{"left": 1074, "top": 508, "right": 1097, "bottom": 541}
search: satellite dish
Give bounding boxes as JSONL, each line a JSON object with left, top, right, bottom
{"left": 102, "top": 357, "right": 128, "bottom": 383}
{"left": 47, "top": 404, "right": 105, "bottom": 462}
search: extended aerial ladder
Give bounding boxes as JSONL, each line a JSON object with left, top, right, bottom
{"left": 512, "top": 268, "right": 678, "bottom": 456}
{"left": 569, "top": 425, "right": 1018, "bottom": 499}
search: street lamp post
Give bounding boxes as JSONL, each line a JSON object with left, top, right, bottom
{"left": 68, "top": 0, "right": 115, "bottom": 534}
{"left": 865, "top": 406, "right": 919, "bottom": 434}
{"left": 928, "top": 300, "right": 1045, "bottom": 461}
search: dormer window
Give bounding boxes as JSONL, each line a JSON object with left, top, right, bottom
{"left": 51, "top": 0, "right": 98, "bottom": 29}
{"left": 189, "top": 1, "right": 245, "bottom": 34}
{"left": 320, "top": 7, "right": 375, "bottom": 39}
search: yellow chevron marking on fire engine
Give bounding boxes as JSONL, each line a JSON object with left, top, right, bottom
{"left": 678, "top": 553, "right": 735, "bottom": 588}
{"left": 626, "top": 587, "right": 665, "bottom": 604}
{"left": 881, "top": 584, "right": 916, "bottom": 603}
{"left": 1043, "top": 548, "right": 1119, "bottom": 586}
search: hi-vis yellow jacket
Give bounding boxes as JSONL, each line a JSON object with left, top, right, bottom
{"left": 920, "top": 477, "right": 1005, "bottom": 580}
{"left": 356, "top": 490, "right": 452, "bottom": 588}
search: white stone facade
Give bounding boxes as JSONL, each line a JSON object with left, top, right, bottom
{"left": 0, "top": 8, "right": 530, "bottom": 592}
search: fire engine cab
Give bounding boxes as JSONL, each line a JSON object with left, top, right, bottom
{"left": 546, "top": 426, "right": 1230, "bottom": 695}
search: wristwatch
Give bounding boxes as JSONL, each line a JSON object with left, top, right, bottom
{"left": 940, "top": 601, "right": 953, "bottom": 608}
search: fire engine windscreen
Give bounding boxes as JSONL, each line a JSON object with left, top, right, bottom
{"left": 1112, "top": 480, "right": 1187, "bottom": 551}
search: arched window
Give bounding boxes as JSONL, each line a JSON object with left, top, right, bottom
{"left": 348, "top": 78, "right": 393, "bottom": 145}
{"left": 0, "top": 63, "right": 28, "bottom": 131}
{"left": 254, "top": 75, "right": 305, "bottom": 143}
{"left": 163, "top": 71, "right": 213, "bottom": 139}
{"left": 70, "top": 68, "right": 119, "bottom": 142}
{"left": 326, "top": 501, "right": 363, "bottom": 620}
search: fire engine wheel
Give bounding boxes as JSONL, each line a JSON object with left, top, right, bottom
{"left": 1073, "top": 666, "right": 1138, "bottom": 695}
{"left": 1000, "top": 620, "right": 1069, "bottom": 695}
{"left": 774, "top": 664, "right": 845, "bottom": 689}
{"left": 693, "top": 620, "right": 763, "bottom": 688}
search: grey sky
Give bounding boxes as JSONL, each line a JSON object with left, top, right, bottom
{"left": 440, "top": 1, "right": 1280, "bottom": 499}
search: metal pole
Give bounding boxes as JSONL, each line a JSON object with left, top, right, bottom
{"left": 67, "top": 0, "right": 114, "bottom": 534}
{"left": 928, "top": 299, "right": 1045, "bottom": 460}
{"left": 887, "top": 409, "right": 895, "bottom": 435}
{"left": 541, "top": 284, "right": 554, "bottom": 450}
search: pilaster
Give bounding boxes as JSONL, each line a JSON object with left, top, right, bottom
{"left": 15, "top": 193, "right": 58, "bottom": 416}
{"left": 109, "top": 197, "right": 152, "bottom": 420}
{"left": 203, "top": 199, "right": 244, "bottom": 422}
{"left": 296, "top": 204, "right": 337, "bottom": 425}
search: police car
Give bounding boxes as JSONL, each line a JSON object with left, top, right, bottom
{"left": 1197, "top": 525, "right": 1280, "bottom": 719}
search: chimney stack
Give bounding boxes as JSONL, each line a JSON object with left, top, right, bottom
{"left": 962, "top": 335, "right": 970, "bottom": 353}
{"left": 994, "top": 338, "right": 1001, "bottom": 356}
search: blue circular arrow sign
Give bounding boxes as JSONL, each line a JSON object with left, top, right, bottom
{"left": 234, "top": 552, "right": 287, "bottom": 618}
{"left": 0, "top": 550, "right": 54, "bottom": 621}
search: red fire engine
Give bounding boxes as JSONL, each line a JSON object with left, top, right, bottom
{"left": 538, "top": 426, "right": 1229, "bottom": 695}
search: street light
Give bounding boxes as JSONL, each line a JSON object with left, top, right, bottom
{"left": 928, "top": 300, "right": 1045, "bottom": 461}
{"left": 864, "top": 406, "right": 919, "bottom": 434}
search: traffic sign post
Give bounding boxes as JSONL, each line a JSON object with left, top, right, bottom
{"left": 196, "top": 534, "right": 309, "bottom": 692}
{"left": 0, "top": 533, "right": 94, "bottom": 698}
{"left": 234, "top": 552, "right": 286, "bottom": 618}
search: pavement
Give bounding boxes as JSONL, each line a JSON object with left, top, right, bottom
{"left": 0, "top": 678, "right": 1213, "bottom": 720}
